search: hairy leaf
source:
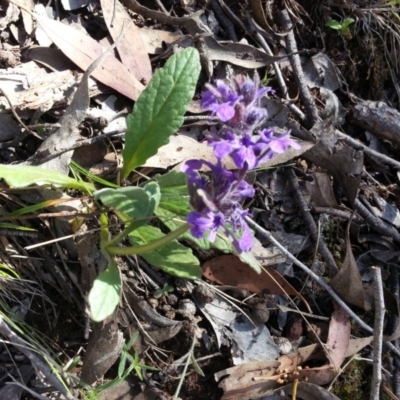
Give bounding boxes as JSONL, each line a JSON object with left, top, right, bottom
{"left": 121, "top": 48, "right": 201, "bottom": 179}
{"left": 0, "top": 164, "right": 94, "bottom": 191}
{"left": 88, "top": 258, "right": 121, "bottom": 321}
{"left": 129, "top": 225, "right": 201, "bottom": 279}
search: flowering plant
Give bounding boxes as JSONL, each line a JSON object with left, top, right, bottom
{"left": 0, "top": 49, "right": 301, "bottom": 321}
{"left": 182, "top": 74, "right": 300, "bottom": 253}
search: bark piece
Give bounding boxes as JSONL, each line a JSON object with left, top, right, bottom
{"left": 349, "top": 101, "right": 400, "bottom": 146}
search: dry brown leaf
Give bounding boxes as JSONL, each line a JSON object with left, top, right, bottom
{"left": 216, "top": 336, "right": 373, "bottom": 399}
{"left": 325, "top": 304, "right": 351, "bottom": 371}
{"left": 331, "top": 222, "right": 371, "bottom": 310}
{"left": 34, "top": 13, "right": 144, "bottom": 101}
{"left": 27, "top": 47, "right": 77, "bottom": 72}
{"left": 100, "top": 0, "right": 152, "bottom": 82}
{"left": 306, "top": 172, "right": 339, "bottom": 208}
{"left": 250, "top": 0, "right": 270, "bottom": 31}
{"left": 140, "top": 27, "right": 181, "bottom": 54}
{"left": 202, "top": 255, "right": 309, "bottom": 310}
{"left": 145, "top": 134, "right": 314, "bottom": 170}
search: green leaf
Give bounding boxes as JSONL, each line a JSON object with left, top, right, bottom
{"left": 341, "top": 18, "right": 355, "bottom": 29}
{"left": 128, "top": 225, "right": 201, "bottom": 279}
{"left": 88, "top": 258, "right": 121, "bottom": 321}
{"left": 118, "top": 349, "right": 127, "bottom": 378}
{"left": 0, "top": 164, "right": 94, "bottom": 192}
{"left": 143, "top": 182, "right": 161, "bottom": 213}
{"left": 238, "top": 251, "right": 261, "bottom": 274}
{"left": 94, "top": 185, "right": 159, "bottom": 219}
{"left": 325, "top": 19, "right": 342, "bottom": 30}
{"left": 121, "top": 48, "right": 201, "bottom": 179}
{"left": 190, "top": 354, "right": 205, "bottom": 377}
{"left": 155, "top": 171, "right": 231, "bottom": 252}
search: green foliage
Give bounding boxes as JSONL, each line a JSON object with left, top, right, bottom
{"left": 0, "top": 164, "right": 94, "bottom": 192}
{"left": 94, "top": 183, "right": 160, "bottom": 220}
{"left": 325, "top": 18, "right": 355, "bottom": 36}
{"left": 128, "top": 225, "right": 202, "bottom": 279}
{"left": 121, "top": 47, "right": 201, "bottom": 179}
{"left": 3, "top": 48, "right": 204, "bottom": 324}
{"left": 155, "top": 170, "right": 232, "bottom": 252}
{"left": 154, "top": 283, "right": 174, "bottom": 298}
{"left": 88, "top": 257, "right": 121, "bottom": 322}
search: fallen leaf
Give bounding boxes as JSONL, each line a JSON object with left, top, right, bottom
{"left": 144, "top": 134, "right": 314, "bottom": 170}
{"left": 331, "top": 221, "right": 371, "bottom": 310}
{"left": 202, "top": 255, "right": 309, "bottom": 309}
{"left": 100, "top": 0, "right": 152, "bottom": 82}
{"left": 325, "top": 304, "right": 351, "bottom": 371}
{"left": 139, "top": 27, "right": 181, "bottom": 54}
{"left": 306, "top": 172, "right": 339, "bottom": 208}
{"left": 34, "top": 13, "right": 144, "bottom": 101}
{"left": 19, "top": 0, "right": 34, "bottom": 34}
{"left": 215, "top": 337, "right": 373, "bottom": 399}
{"left": 250, "top": 0, "right": 270, "bottom": 31}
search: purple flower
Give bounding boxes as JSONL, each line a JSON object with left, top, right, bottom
{"left": 201, "top": 74, "right": 273, "bottom": 130}
{"left": 201, "top": 80, "right": 241, "bottom": 122}
{"left": 257, "top": 129, "right": 301, "bottom": 162}
{"left": 187, "top": 210, "right": 225, "bottom": 242}
{"left": 183, "top": 74, "right": 301, "bottom": 255}
{"left": 181, "top": 159, "right": 255, "bottom": 252}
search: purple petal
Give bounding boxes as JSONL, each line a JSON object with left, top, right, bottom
{"left": 215, "top": 103, "right": 235, "bottom": 122}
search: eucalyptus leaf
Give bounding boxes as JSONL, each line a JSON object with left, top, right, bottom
{"left": 121, "top": 48, "right": 201, "bottom": 179}
{"left": 0, "top": 164, "right": 94, "bottom": 192}
{"left": 129, "top": 225, "right": 201, "bottom": 279}
{"left": 88, "top": 258, "right": 121, "bottom": 322}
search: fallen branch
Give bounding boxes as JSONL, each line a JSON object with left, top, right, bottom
{"left": 245, "top": 217, "right": 400, "bottom": 357}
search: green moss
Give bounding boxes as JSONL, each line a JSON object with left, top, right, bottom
{"left": 331, "top": 359, "right": 371, "bottom": 399}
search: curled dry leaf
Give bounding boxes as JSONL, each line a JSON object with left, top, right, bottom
{"left": 330, "top": 222, "right": 371, "bottom": 311}
{"left": 216, "top": 337, "right": 373, "bottom": 399}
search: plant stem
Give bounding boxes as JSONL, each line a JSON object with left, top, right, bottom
{"left": 173, "top": 335, "right": 196, "bottom": 400}
{"left": 105, "top": 223, "right": 190, "bottom": 255}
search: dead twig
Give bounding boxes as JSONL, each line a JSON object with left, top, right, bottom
{"left": 244, "top": 12, "right": 307, "bottom": 124}
{"left": 287, "top": 168, "right": 338, "bottom": 275}
{"left": 278, "top": 8, "right": 319, "bottom": 127}
{"left": 354, "top": 198, "right": 400, "bottom": 244}
{"left": 370, "top": 266, "right": 384, "bottom": 400}
{"left": 336, "top": 131, "right": 400, "bottom": 170}
{"left": 312, "top": 206, "right": 363, "bottom": 223}
{"left": 245, "top": 217, "right": 400, "bottom": 357}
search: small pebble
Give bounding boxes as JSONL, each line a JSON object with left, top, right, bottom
{"left": 167, "top": 294, "right": 178, "bottom": 306}
{"left": 147, "top": 298, "right": 158, "bottom": 309}
{"left": 251, "top": 302, "right": 270, "bottom": 324}
{"left": 178, "top": 299, "right": 197, "bottom": 318}
{"left": 273, "top": 336, "right": 293, "bottom": 355}
{"left": 193, "top": 284, "right": 215, "bottom": 305}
